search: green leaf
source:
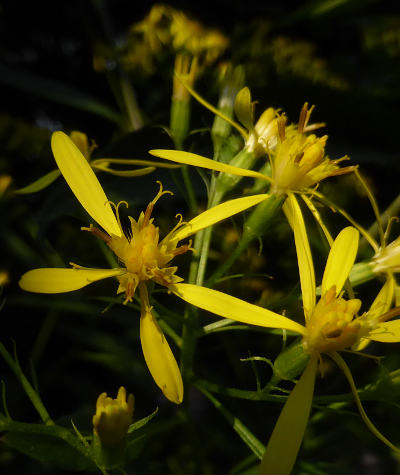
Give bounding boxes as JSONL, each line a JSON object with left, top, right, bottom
{"left": 196, "top": 385, "right": 265, "bottom": 459}
{"left": 0, "top": 64, "right": 122, "bottom": 124}
{"left": 14, "top": 169, "right": 61, "bottom": 194}
{"left": 3, "top": 428, "right": 96, "bottom": 471}
{"left": 128, "top": 407, "right": 159, "bottom": 433}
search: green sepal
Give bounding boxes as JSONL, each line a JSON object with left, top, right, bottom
{"left": 349, "top": 260, "right": 375, "bottom": 287}
{"left": 273, "top": 340, "right": 310, "bottom": 381}
{"left": 214, "top": 148, "right": 258, "bottom": 199}
{"left": 242, "top": 193, "right": 285, "bottom": 242}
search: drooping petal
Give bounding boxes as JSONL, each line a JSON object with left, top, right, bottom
{"left": 259, "top": 356, "right": 318, "bottom": 475}
{"left": 173, "top": 283, "right": 305, "bottom": 335}
{"left": 283, "top": 193, "right": 315, "bottom": 321}
{"left": 51, "top": 132, "right": 122, "bottom": 237}
{"left": 321, "top": 227, "right": 359, "bottom": 296}
{"left": 140, "top": 303, "right": 183, "bottom": 404}
{"left": 174, "top": 194, "right": 270, "bottom": 241}
{"left": 368, "top": 321, "right": 400, "bottom": 343}
{"left": 148, "top": 149, "right": 269, "bottom": 182}
{"left": 19, "top": 267, "right": 125, "bottom": 293}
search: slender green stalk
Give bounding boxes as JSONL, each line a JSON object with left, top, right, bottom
{"left": 119, "top": 70, "right": 143, "bottom": 131}
{"left": 181, "top": 166, "right": 198, "bottom": 215}
{"left": 207, "top": 194, "right": 285, "bottom": 287}
{"left": 0, "top": 343, "right": 54, "bottom": 425}
{"left": 195, "top": 383, "right": 265, "bottom": 459}
{"left": 361, "top": 193, "right": 400, "bottom": 250}
{"left": 170, "top": 98, "right": 191, "bottom": 150}
{"left": 180, "top": 177, "right": 222, "bottom": 378}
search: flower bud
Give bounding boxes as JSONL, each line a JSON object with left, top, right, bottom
{"left": 93, "top": 387, "right": 134, "bottom": 447}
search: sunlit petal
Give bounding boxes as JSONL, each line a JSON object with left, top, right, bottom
{"left": 148, "top": 149, "right": 269, "bottom": 181}
{"left": 321, "top": 227, "right": 359, "bottom": 296}
{"left": 368, "top": 321, "right": 400, "bottom": 343}
{"left": 140, "top": 305, "right": 183, "bottom": 404}
{"left": 19, "top": 267, "right": 125, "bottom": 293}
{"left": 51, "top": 131, "right": 122, "bottom": 237}
{"left": 174, "top": 194, "right": 270, "bottom": 241}
{"left": 283, "top": 193, "right": 315, "bottom": 321}
{"left": 259, "top": 356, "right": 318, "bottom": 475}
{"left": 173, "top": 283, "right": 305, "bottom": 334}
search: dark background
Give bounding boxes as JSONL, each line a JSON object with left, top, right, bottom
{"left": 0, "top": 1, "right": 399, "bottom": 473}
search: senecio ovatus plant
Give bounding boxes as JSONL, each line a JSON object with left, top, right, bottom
{"left": 11, "top": 27, "right": 400, "bottom": 473}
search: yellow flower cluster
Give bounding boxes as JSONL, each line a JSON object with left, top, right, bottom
{"left": 17, "top": 23, "right": 400, "bottom": 471}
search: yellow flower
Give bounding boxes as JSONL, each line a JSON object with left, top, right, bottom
{"left": 93, "top": 387, "right": 134, "bottom": 447}
{"left": 0, "top": 271, "right": 10, "bottom": 286}
{"left": 129, "top": 4, "right": 172, "bottom": 54}
{"left": 0, "top": 174, "right": 12, "bottom": 196}
{"left": 150, "top": 102, "right": 355, "bottom": 197}
{"left": 171, "top": 194, "right": 399, "bottom": 473}
{"left": 128, "top": 5, "right": 228, "bottom": 68}
{"left": 169, "top": 9, "right": 228, "bottom": 64}
{"left": 19, "top": 132, "right": 270, "bottom": 403}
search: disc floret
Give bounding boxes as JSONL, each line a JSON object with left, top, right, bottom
{"left": 302, "top": 285, "right": 362, "bottom": 354}
{"left": 84, "top": 182, "right": 192, "bottom": 304}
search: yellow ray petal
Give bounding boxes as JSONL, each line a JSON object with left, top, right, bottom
{"left": 139, "top": 303, "right": 183, "bottom": 404}
{"left": 369, "top": 274, "right": 395, "bottom": 319}
{"left": 321, "top": 227, "right": 359, "bottom": 296}
{"left": 368, "top": 320, "right": 400, "bottom": 343}
{"left": 174, "top": 194, "right": 270, "bottom": 241}
{"left": 353, "top": 276, "right": 395, "bottom": 351}
{"left": 148, "top": 149, "right": 269, "bottom": 182}
{"left": 19, "top": 267, "right": 125, "bottom": 293}
{"left": 259, "top": 356, "right": 318, "bottom": 475}
{"left": 51, "top": 132, "right": 122, "bottom": 237}
{"left": 283, "top": 193, "right": 315, "bottom": 321}
{"left": 173, "top": 284, "right": 305, "bottom": 334}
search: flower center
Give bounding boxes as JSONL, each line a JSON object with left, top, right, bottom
{"left": 83, "top": 182, "right": 192, "bottom": 304}
{"left": 302, "top": 286, "right": 362, "bottom": 354}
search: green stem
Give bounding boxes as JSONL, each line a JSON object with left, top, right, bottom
{"left": 181, "top": 166, "right": 198, "bottom": 215}
{"left": 206, "top": 194, "right": 285, "bottom": 287}
{"left": 170, "top": 98, "right": 191, "bottom": 150}
{"left": 360, "top": 193, "right": 400, "bottom": 251}
{"left": 119, "top": 70, "right": 143, "bottom": 131}
{"left": 0, "top": 343, "right": 54, "bottom": 425}
{"left": 180, "top": 180, "right": 221, "bottom": 379}
{"left": 195, "top": 383, "right": 265, "bottom": 460}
